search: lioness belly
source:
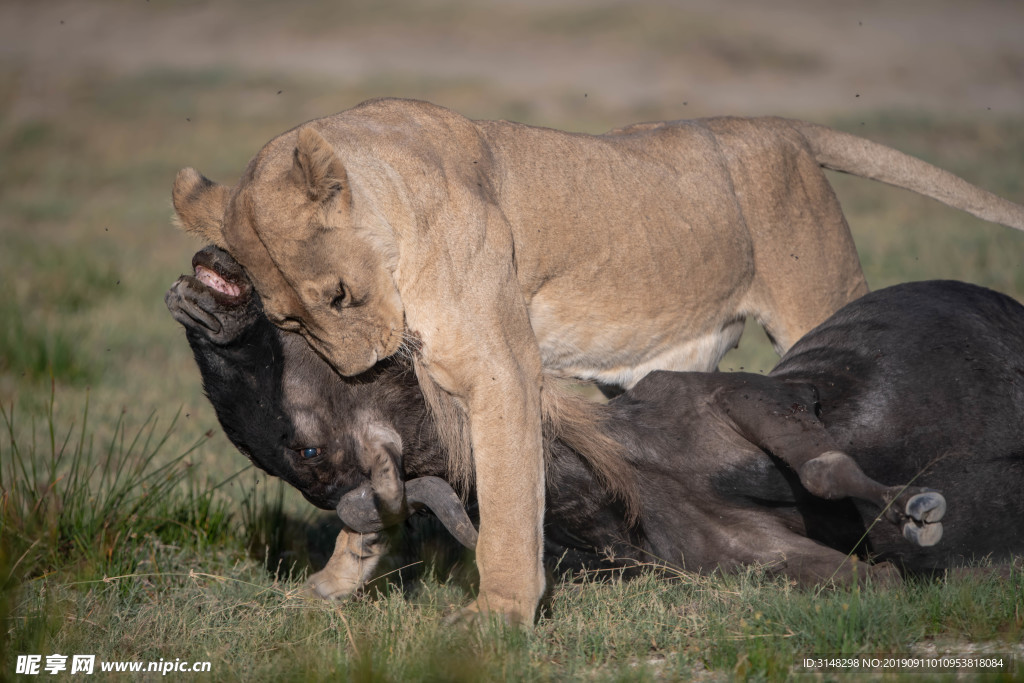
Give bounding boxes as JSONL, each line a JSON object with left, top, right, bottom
{"left": 530, "top": 298, "right": 746, "bottom": 388}
{"left": 522, "top": 234, "right": 753, "bottom": 388}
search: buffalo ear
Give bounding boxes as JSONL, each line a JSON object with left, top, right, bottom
{"left": 291, "top": 126, "right": 350, "bottom": 203}
{"left": 172, "top": 168, "right": 230, "bottom": 248}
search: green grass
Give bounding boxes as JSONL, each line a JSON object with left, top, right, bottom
{"left": 2, "top": 393, "right": 1021, "bottom": 680}
{"left": 0, "top": 388, "right": 224, "bottom": 583}
{"left": 2, "top": 27, "right": 1024, "bottom": 680}
{"left": 0, "top": 388, "right": 236, "bottom": 674}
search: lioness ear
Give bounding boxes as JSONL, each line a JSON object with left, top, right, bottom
{"left": 292, "top": 127, "right": 350, "bottom": 203}
{"left": 172, "top": 168, "right": 230, "bottom": 248}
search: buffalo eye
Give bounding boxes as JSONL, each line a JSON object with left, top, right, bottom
{"left": 300, "top": 447, "right": 321, "bottom": 459}
{"left": 330, "top": 281, "right": 347, "bottom": 310}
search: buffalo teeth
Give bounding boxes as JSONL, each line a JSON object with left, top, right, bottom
{"left": 195, "top": 265, "right": 241, "bottom": 297}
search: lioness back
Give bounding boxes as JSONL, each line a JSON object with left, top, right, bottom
{"left": 472, "top": 115, "right": 857, "bottom": 386}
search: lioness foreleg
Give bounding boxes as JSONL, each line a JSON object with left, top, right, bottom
{"left": 416, "top": 343, "right": 546, "bottom": 626}
{"left": 400, "top": 199, "right": 547, "bottom": 626}
{"left": 305, "top": 529, "right": 387, "bottom": 601}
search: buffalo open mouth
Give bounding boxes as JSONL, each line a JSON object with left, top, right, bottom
{"left": 188, "top": 246, "right": 249, "bottom": 302}
{"left": 166, "top": 246, "right": 255, "bottom": 337}
{"left": 194, "top": 264, "right": 241, "bottom": 298}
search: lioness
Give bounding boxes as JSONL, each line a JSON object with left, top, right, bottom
{"left": 172, "top": 98, "right": 1024, "bottom": 624}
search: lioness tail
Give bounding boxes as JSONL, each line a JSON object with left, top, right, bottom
{"left": 796, "top": 121, "right": 1024, "bottom": 231}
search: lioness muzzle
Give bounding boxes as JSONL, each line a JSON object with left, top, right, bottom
{"left": 337, "top": 476, "right": 478, "bottom": 549}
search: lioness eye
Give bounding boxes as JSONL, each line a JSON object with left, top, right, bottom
{"left": 301, "top": 447, "right": 321, "bottom": 459}
{"left": 330, "top": 281, "right": 347, "bottom": 310}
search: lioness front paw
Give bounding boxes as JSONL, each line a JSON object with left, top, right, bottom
{"left": 443, "top": 597, "right": 534, "bottom": 630}
{"left": 304, "top": 569, "right": 359, "bottom": 601}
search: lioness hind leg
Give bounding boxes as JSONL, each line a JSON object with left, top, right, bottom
{"left": 305, "top": 529, "right": 387, "bottom": 600}
{"left": 752, "top": 267, "right": 869, "bottom": 358}
{"left": 709, "top": 118, "right": 870, "bottom": 356}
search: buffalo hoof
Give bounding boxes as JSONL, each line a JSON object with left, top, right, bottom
{"left": 901, "top": 490, "right": 946, "bottom": 547}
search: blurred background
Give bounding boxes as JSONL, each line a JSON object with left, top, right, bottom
{"left": 2, "top": 2, "right": 1023, "bottom": 673}
{"left": 2, "top": 0, "right": 1023, "bottom": 523}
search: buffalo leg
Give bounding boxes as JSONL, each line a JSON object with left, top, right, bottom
{"left": 715, "top": 376, "right": 945, "bottom": 546}
{"left": 801, "top": 451, "right": 945, "bottom": 546}
{"left": 707, "top": 516, "right": 902, "bottom": 585}
{"left": 765, "top": 534, "right": 903, "bottom": 586}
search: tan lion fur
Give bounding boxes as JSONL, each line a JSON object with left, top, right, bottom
{"left": 416, "top": 358, "right": 638, "bottom": 521}
{"left": 172, "top": 98, "right": 1024, "bottom": 623}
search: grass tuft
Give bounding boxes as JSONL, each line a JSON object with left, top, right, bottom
{"left": 0, "top": 384, "right": 232, "bottom": 670}
{"left": 2, "top": 388, "right": 196, "bottom": 581}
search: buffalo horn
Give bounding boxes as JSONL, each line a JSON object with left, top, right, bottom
{"left": 405, "top": 476, "right": 478, "bottom": 549}
{"left": 336, "top": 481, "right": 384, "bottom": 534}
{"left": 335, "top": 476, "right": 478, "bottom": 550}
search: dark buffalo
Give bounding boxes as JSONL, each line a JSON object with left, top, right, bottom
{"left": 167, "top": 247, "right": 1022, "bottom": 598}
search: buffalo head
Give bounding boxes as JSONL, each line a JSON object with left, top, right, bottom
{"left": 167, "top": 246, "right": 476, "bottom": 547}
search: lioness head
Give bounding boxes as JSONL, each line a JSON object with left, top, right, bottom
{"left": 167, "top": 246, "right": 431, "bottom": 513}
{"left": 173, "top": 125, "right": 405, "bottom": 376}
